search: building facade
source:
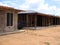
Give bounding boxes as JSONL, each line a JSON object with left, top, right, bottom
{"left": 0, "top": 6, "right": 22, "bottom": 32}
{"left": 0, "top": 6, "right": 60, "bottom": 33}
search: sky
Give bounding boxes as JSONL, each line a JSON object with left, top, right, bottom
{"left": 0, "top": 0, "right": 60, "bottom": 16}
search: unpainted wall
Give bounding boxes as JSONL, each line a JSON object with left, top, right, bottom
{"left": 0, "top": 10, "right": 18, "bottom": 32}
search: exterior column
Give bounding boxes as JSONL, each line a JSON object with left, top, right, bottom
{"left": 48, "top": 17, "right": 49, "bottom": 26}
{"left": 42, "top": 16, "right": 43, "bottom": 26}
{"left": 35, "top": 15, "right": 37, "bottom": 29}
{"left": 59, "top": 18, "right": 60, "bottom": 25}
{"left": 31, "top": 15, "right": 32, "bottom": 27}
{"left": 42, "top": 16, "right": 45, "bottom": 26}
{"left": 44, "top": 16, "right": 45, "bottom": 26}
{"left": 51, "top": 17, "right": 53, "bottom": 25}
{"left": 26, "top": 15, "right": 28, "bottom": 27}
{"left": 55, "top": 18, "right": 56, "bottom": 25}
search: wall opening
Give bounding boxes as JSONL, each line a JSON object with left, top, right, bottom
{"left": 18, "top": 14, "right": 26, "bottom": 29}
{"left": 37, "top": 15, "right": 42, "bottom": 26}
{"left": 7, "top": 13, "right": 13, "bottom": 26}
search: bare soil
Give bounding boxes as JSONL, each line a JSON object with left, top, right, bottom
{"left": 0, "top": 26, "right": 60, "bottom": 45}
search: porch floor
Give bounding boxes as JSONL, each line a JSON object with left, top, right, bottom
{"left": 22, "top": 25, "right": 57, "bottom": 30}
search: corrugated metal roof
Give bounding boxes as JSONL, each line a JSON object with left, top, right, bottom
{"left": 18, "top": 10, "right": 60, "bottom": 18}
{"left": 18, "top": 10, "right": 37, "bottom": 14}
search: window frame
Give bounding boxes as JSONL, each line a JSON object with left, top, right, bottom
{"left": 7, "top": 13, "right": 13, "bottom": 26}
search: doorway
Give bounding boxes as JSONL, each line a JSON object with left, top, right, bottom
{"left": 18, "top": 14, "right": 26, "bottom": 29}
{"left": 37, "top": 15, "right": 42, "bottom": 26}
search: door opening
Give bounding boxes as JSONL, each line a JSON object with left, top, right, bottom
{"left": 18, "top": 14, "right": 26, "bottom": 29}
{"left": 37, "top": 15, "right": 42, "bottom": 26}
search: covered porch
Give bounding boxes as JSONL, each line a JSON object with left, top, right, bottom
{"left": 18, "top": 12, "right": 52, "bottom": 29}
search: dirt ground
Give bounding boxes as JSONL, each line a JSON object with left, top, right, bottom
{"left": 0, "top": 26, "right": 60, "bottom": 45}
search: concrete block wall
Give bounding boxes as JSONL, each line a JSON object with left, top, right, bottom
{"left": 0, "top": 10, "right": 18, "bottom": 32}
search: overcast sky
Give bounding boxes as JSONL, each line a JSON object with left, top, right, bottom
{"left": 0, "top": 0, "right": 60, "bottom": 16}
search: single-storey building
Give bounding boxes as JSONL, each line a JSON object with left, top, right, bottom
{"left": 0, "top": 6, "right": 23, "bottom": 32}
{"left": 0, "top": 6, "right": 60, "bottom": 33}
{"left": 18, "top": 11, "right": 60, "bottom": 29}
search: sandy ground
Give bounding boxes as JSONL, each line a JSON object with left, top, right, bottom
{"left": 0, "top": 26, "right": 60, "bottom": 45}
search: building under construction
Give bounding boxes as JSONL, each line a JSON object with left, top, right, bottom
{"left": 18, "top": 11, "right": 60, "bottom": 29}
{"left": 0, "top": 6, "right": 60, "bottom": 33}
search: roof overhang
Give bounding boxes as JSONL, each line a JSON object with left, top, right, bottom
{"left": 37, "top": 13, "right": 60, "bottom": 18}
{"left": 18, "top": 10, "right": 37, "bottom": 14}
{"left": 18, "top": 11, "right": 60, "bottom": 18}
{"left": 0, "top": 6, "right": 23, "bottom": 12}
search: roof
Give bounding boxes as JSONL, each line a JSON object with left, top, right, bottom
{"left": 0, "top": 6, "right": 23, "bottom": 12}
{"left": 37, "top": 13, "right": 60, "bottom": 18}
{"left": 18, "top": 10, "right": 60, "bottom": 18}
{"left": 18, "top": 10, "right": 37, "bottom": 14}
